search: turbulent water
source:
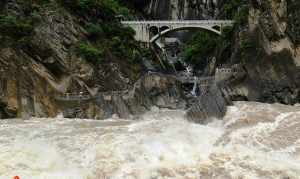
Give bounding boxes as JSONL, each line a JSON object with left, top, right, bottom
{"left": 1, "top": 102, "right": 300, "bottom": 179}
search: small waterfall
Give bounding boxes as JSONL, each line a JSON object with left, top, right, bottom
{"left": 191, "top": 76, "right": 197, "bottom": 96}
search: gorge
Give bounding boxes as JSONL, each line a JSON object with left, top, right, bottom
{"left": 0, "top": 0, "right": 300, "bottom": 178}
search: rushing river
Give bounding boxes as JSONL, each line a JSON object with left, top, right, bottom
{"left": 0, "top": 102, "right": 300, "bottom": 179}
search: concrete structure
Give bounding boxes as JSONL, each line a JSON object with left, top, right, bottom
{"left": 121, "top": 20, "right": 234, "bottom": 43}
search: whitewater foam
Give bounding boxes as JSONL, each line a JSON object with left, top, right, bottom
{"left": 0, "top": 102, "right": 300, "bottom": 179}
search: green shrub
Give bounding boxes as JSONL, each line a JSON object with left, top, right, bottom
{"left": 223, "top": 0, "right": 249, "bottom": 25}
{"left": 61, "top": 0, "right": 137, "bottom": 64}
{"left": 240, "top": 38, "right": 254, "bottom": 50}
{"left": 101, "top": 22, "right": 135, "bottom": 39}
{"left": 62, "top": 0, "right": 96, "bottom": 11}
{"left": 221, "top": 26, "right": 234, "bottom": 39}
{"left": 85, "top": 23, "right": 104, "bottom": 39}
{"left": 120, "top": 26, "right": 136, "bottom": 39}
{"left": 234, "top": 6, "right": 249, "bottom": 25}
{"left": 0, "top": 15, "right": 34, "bottom": 40}
{"left": 101, "top": 0, "right": 132, "bottom": 19}
{"left": 60, "top": 0, "right": 132, "bottom": 20}
{"left": 183, "top": 31, "right": 218, "bottom": 65}
{"left": 76, "top": 43, "right": 103, "bottom": 64}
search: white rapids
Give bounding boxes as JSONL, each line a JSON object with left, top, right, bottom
{"left": 0, "top": 102, "right": 300, "bottom": 179}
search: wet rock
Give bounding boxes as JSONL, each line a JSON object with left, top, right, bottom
{"left": 60, "top": 73, "right": 187, "bottom": 119}
{"left": 113, "top": 73, "right": 186, "bottom": 118}
{"left": 219, "top": 0, "right": 300, "bottom": 105}
{"left": 186, "top": 84, "right": 229, "bottom": 124}
{"left": 112, "top": 95, "right": 131, "bottom": 119}
{"left": 0, "top": 1, "right": 143, "bottom": 118}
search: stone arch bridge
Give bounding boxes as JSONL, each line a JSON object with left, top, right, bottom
{"left": 121, "top": 20, "right": 234, "bottom": 43}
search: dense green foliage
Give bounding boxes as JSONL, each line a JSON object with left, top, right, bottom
{"left": 85, "top": 23, "right": 104, "bottom": 39}
{"left": 58, "top": 0, "right": 139, "bottom": 65}
{"left": 182, "top": 26, "right": 235, "bottom": 68}
{"left": 223, "top": 0, "right": 249, "bottom": 25}
{"left": 182, "top": 0, "right": 249, "bottom": 68}
{"left": 53, "top": 0, "right": 139, "bottom": 64}
{"left": 102, "top": 0, "right": 131, "bottom": 18}
{"left": 0, "top": 15, "right": 33, "bottom": 39}
{"left": 0, "top": 0, "right": 50, "bottom": 47}
{"left": 183, "top": 32, "right": 218, "bottom": 65}
{"left": 240, "top": 38, "right": 254, "bottom": 50}
{"left": 79, "top": 20, "right": 138, "bottom": 64}
{"left": 0, "top": 15, "right": 34, "bottom": 47}
{"left": 0, "top": 0, "right": 142, "bottom": 71}
{"left": 76, "top": 43, "right": 103, "bottom": 64}
{"left": 60, "top": 0, "right": 132, "bottom": 19}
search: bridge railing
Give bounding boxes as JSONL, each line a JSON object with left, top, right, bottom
{"left": 121, "top": 20, "right": 234, "bottom": 25}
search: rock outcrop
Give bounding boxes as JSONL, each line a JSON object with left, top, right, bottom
{"left": 1, "top": 0, "right": 299, "bottom": 121}
{"left": 143, "top": 0, "right": 220, "bottom": 20}
{"left": 0, "top": 1, "right": 143, "bottom": 119}
{"left": 222, "top": 0, "right": 300, "bottom": 104}
{"left": 60, "top": 73, "right": 187, "bottom": 119}
{"left": 186, "top": 83, "right": 229, "bottom": 124}
{"left": 149, "top": 0, "right": 300, "bottom": 105}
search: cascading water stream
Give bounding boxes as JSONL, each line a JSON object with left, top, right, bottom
{"left": 191, "top": 76, "right": 198, "bottom": 96}
{"left": 0, "top": 102, "right": 300, "bottom": 179}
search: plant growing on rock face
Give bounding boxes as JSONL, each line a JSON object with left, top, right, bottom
{"left": 61, "top": 0, "right": 98, "bottom": 12}
{"left": 76, "top": 42, "right": 103, "bottom": 64}
{"left": 60, "top": 0, "right": 132, "bottom": 20}
{"left": 239, "top": 35, "right": 256, "bottom": 62}
{"left": 234, "top": 6, "right": 249, "bottom": 25}
{"left": 85, "top": 23, "right": 104, "bottom": 39}
{"left": 101, "top": 0, "right": 132, "bottom": 19}
{"left": 183, "top": 31, "right": 218, "bottom": 67}
{"left": 61, "top": 0, "right": 141, "bottom": 71}
{"left": 240, "top": 38, "right": 254, "bottom": 50}
{"left": 223, "top": 0, "right": 249, "bottom": 26}
{"left": 0, "top": 15, "right": 34, "bottom": 46}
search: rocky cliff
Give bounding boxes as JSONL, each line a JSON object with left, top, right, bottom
{"left": 222, "top": 0, "right": 300, "bottom": 104}
{"left": 0, "top": 0, "right": 146, "bottom": 119}
{"left": 143, "top": 0, "right": 300, "bottom": 104}
{"left": 143, "top": 0, "right": 221, "bottom": 20}
{"left": 0, "top": 0, "right": 188, "bottom": 119}
{"left": 0, "top": 0, "right": 299, "bottom": 119}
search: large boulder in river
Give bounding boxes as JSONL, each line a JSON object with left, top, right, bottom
{"left": 185, "top": 83, "right": 230, "bottom": 124}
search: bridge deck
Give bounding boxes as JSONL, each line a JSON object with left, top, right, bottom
{"left": 121, "top": 20, "right": 234, "bottom": 25}
{"left": 121, "top": 20, "right": 234, "bottom": 43}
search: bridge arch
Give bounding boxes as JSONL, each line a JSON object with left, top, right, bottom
{"left": 159, "top": 26, "right": 170, "bottom": 32}
{"left": 149, "top": 26, "right": 159, "bottom": 36}
{"left": 150, "top": 26, "right": 221, "bottom": 43}
{"left": 212, "top": 25, "right": 221, "bottom": 31}
{"left": 121, "top": 20, "right": 234, "bottom": 43}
